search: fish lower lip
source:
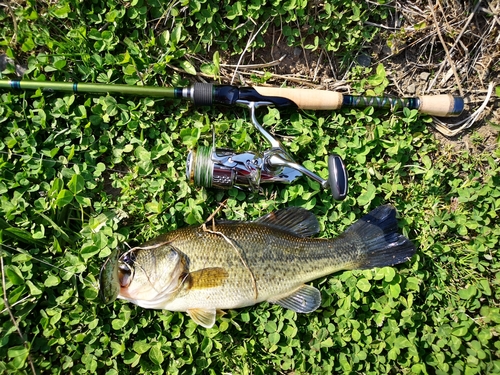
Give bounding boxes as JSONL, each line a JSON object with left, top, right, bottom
{"left": 99, "top": 249, "right": 121, "bottom": 304}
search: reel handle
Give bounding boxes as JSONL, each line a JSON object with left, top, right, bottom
{"left": 253, "top": 87, "right": 464, "bottom": 117}
{"left": 328, "top": 155, "right": 348, "bottom": 200}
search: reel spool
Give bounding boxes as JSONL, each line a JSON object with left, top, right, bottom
{"left": 186, "top": 146, "right": 262, "bottom": 190}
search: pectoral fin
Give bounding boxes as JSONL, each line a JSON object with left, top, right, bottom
{"left": 269, "top": 284, "right": 321, "bottom": 313}
{"left": 188, "top": 267, "right": 228, "bottom": 290}
{"left": 187, "top": 308, "right": 217, "bottom": 328}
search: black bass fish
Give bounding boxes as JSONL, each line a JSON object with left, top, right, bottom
{"left": 99, "top": 205, "right": 415, "bottom": 328}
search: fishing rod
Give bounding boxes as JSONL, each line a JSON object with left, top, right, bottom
{"left": 0, "top": 79, "right": 464, "bottom": 200}
{"left": 0, "top": 80, "right": 464, "bottom": 116}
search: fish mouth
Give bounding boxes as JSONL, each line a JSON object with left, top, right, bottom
{"left": 98, "top": 248, "right": 137, "bottom": 304}
{"left": 118, "top": 250, "right": 136, "bottom": 288}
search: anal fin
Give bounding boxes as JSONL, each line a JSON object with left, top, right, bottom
{"left": 187, "top": 308, "right": 217, "bottom": 328}
{"left": 268, "top": 284, "right": 321, "bottom": 313}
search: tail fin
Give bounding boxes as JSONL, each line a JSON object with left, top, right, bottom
{"left": 346, "top": 205, "right": 415, "bottom": 269}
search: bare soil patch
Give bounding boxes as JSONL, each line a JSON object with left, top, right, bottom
{"left": 214, "top": 1, "right": 500, "bottom": 155}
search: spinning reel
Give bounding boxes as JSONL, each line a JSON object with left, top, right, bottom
{"left": 186, "top": 100, "right": 349, "bottom": 201}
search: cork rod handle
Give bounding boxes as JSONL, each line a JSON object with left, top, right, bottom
{"left": 253, "top": 87, "right": 464, "bottom": 117}
{"left": 254, "top": 86, "right": 344, "bottom": 110}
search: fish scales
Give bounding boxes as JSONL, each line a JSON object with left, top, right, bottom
{"left": 151, "top": 224, "right": 358, "bottom": 305}
{"left": 99, "top": 205, "right": 416, "bottom": 328}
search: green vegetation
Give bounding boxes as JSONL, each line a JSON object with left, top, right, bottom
{"left": 1, "top": 0, "right": 499, "bottom": 374}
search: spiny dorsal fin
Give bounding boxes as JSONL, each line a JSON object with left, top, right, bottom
{"left": 268, "top": 284, "right": 321, "bottom": 313}
{"left": 187, "top": 267, "right": 228, "bottom": 290}
{"left": 187, "top": 308, "right": 217, "bottom": 328}
{"left": 256, "top": 207, "right": 320, "bottom": 237}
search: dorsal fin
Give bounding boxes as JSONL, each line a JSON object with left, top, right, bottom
{"left": 256, "top": 207, "right": 320, "bottom": 237}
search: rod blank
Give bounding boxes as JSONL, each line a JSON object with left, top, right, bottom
{"left": 0, "top": 79, "right": 177, "bottom": 98}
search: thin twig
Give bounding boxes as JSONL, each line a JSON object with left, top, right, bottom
{"left": 312, "top": 49, "right": 323, "bottom": 83}
{"left": 1, "top": 250, "right": 37, "bottom": 375}
{"left": 235, "top": 70, "right": 323, "bottom": 87}
{"left": 153, "top": 0, "right": 180, "bottom": 29}
{"left": 200, "top": 204, "right": 259, "bottom": 300}
{"left": 428, "top": 0, "right": 464, "bottom": 96}
{"left": 446, "top": 1, "right": 481, "bottom": 58}
{"left": 324, "top": 50, "right": 337, "bottom": 80}
{"left": 200, "top": 200, "right": 227, "bottom": 231}
{"left": 0, "top": 295, "right": 35, "bottom": 315}
{"left": 201, "top": 227, "right": 259, "bottom": 301}
{"left": 0, "top": 2, "right": 17, "bottom": 44}
{"left": 432, "top": 82, "right": 495, "bottom": 136}
{"left": 220, "top": 55, "right": 286, "bottom": 69}
{"left": 294, "top": 17, "right": 310, "bottom": 72}
{"left": 231, "top": 20, "right": 270, "bottom": 85}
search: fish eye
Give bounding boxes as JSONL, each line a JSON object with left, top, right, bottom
{"left": 121, "top": 251, "right": 136, "bottom": 265}
{"left": 118, "top": 250, "right": 137, "bottom": 287}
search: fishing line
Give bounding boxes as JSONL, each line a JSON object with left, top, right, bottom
{"left": 0, "top": 250, "right": 37, "bottom": 375}
{"left": 201, "top": 225, "right": 259, "bottom": 300}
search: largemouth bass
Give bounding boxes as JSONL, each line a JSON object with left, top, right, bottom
{"left": 99, "top": 205, "right": 415, "bottom": 328}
